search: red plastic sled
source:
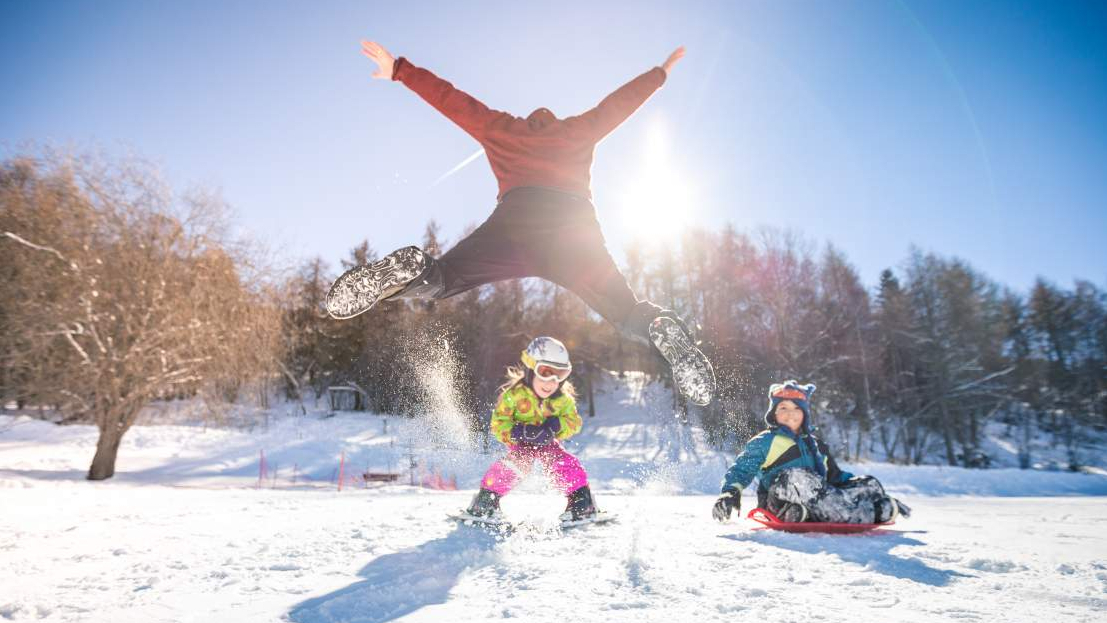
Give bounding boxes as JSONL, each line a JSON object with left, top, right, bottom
{"left": 746, "top": 508, "right": 893, "bottom": 534}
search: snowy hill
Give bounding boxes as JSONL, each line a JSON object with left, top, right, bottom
{"left": 2, "top": 372, "right": 1107, "bottom": 622}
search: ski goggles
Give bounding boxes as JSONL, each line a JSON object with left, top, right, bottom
{"left": 533, "top": 362, "right": 572, "bottom": 383}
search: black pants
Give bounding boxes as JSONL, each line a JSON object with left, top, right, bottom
{"left": 398, "top": 187, "right": 664, "bottom": 343}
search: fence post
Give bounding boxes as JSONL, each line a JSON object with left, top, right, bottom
{"left": 257, "top": 449, "right": 267, "bottom": 489}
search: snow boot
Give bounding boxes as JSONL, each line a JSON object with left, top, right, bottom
{"left": 874, "top": 496, "right": 910, "bottom": 523}
{"left": 560, "top": 485, "right": 598, "bottom": 522}
{"left": 325, "top": 246, "right": 434, "bottom": 319}
{"left": 649, "top": 315, "right": 716, "bottom": 406}
{"left": 777, "top": 502, "right": 809, "bottom": 523}
{"left": 464, "top": 488, "right": 503, "bottom": 519}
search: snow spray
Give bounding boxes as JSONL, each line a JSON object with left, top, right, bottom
{"left": 405, "top": 334, "right": 473, "bottom": 448}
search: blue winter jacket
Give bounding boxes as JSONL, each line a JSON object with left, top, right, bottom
{"left": 721, "top": 426, "right": 854, "bottom": 499}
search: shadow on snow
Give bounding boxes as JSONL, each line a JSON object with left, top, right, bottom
{"left": 287, "top": 524, "right": 501, "bottom": 623}
{"left": 720, "top": 529, "right": 973, "bottom": 587}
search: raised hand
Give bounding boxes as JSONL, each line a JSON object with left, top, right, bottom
{"left": 360, "top": 40, "right": 396, "bottom": 79}
{"left": 662, "top": 46, "right": 685, "bottom": 75}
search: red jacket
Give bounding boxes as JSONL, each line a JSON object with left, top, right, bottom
{"left": 392, "top": 57, "right": 667, "bottom": 199}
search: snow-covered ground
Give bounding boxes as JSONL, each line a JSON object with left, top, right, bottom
{"left": 2, "top": 373, "right": 1106, "bottom": 622}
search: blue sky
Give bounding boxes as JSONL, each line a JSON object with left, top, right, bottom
{"left": 2, "top": 0, "right": 1105, "bottom": 292}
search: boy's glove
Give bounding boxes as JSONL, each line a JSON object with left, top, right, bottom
{"left": 712, "top": 489, "right": 741, "bottom": 522}
{"left": 510, "top": 417, "right": 561, "bottom": 446}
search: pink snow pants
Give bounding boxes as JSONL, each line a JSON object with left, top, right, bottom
{"left": 480, "top": 442, "right": 588, "bottom": 496}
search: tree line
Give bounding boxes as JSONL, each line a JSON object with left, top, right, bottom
{"left": 281, "top": 219, "right": 1106, "bottom": 471}
{"left": 2, "top": 154, "right": 1104, "bottom": 479}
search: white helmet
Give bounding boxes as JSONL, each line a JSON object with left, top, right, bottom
{"left": 521, "top": 336, "right": 572, "bottom": 379}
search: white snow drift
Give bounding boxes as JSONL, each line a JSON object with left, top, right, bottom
{"left": 2, "top": 374, "right": 1105, "bottom": 622}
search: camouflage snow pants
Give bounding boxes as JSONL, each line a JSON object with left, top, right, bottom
{"left": 766, "top": 468, "right": 893, "bottom": 524}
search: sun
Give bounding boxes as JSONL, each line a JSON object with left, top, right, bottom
{"left": 616, "top": 120, "right": 698, "bottom": 245}
{"left": 622, "top": 173, "right": 693, "bottom": 241}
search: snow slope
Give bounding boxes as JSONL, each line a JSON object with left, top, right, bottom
{"left": 2, "top": 373, "right": 1106, "bottom": 622}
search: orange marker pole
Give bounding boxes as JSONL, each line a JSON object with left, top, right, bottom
{"left": 338, "top": 450, "right": 346, "bottom": 492}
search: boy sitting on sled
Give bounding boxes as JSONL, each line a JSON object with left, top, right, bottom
{"left": 712, "top": 381, "right": 911, "bottom": 524}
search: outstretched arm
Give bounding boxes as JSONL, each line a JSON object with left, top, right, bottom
{"left": 570, "top": 46, "right": 684, "bottom": 141}
{"left": 360, "top": 39, "right": 504, "bottom": 140}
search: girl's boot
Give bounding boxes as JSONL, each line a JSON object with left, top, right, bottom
{"left": 561, "top": 485, "right": 598, "bottom": 521}
{"left": 465, "top": 488, "right": 503, "bottom": 519}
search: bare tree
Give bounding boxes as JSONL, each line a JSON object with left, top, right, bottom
{"left": 1, "top": 153, "right": 279, "bottom": 480}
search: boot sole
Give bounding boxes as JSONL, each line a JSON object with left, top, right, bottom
{"left": 649, "top": 316, "right": 716, "bottom": 406}
{"left": 325, "top": 246, "right": 428, "bottom": 319}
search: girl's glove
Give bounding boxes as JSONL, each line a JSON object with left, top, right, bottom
{"left": 510, "top": 417, "right": 561, "bottom": 446}
{"left": 712, "top": 489, "right": 741, "bottom": 522}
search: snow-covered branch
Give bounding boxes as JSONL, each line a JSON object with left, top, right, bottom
{"left": 2, "top": 230, "right": 71, "bottom": 266}
{"left": 949, "top": 366, "right": 1016, "bottom": 395}
{"left": 59, "top": 323, "right": 92, "bottom": 364}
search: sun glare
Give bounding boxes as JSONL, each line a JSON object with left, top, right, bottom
{"left": 617, "top": 120, "right": 698, "bottom": 246}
